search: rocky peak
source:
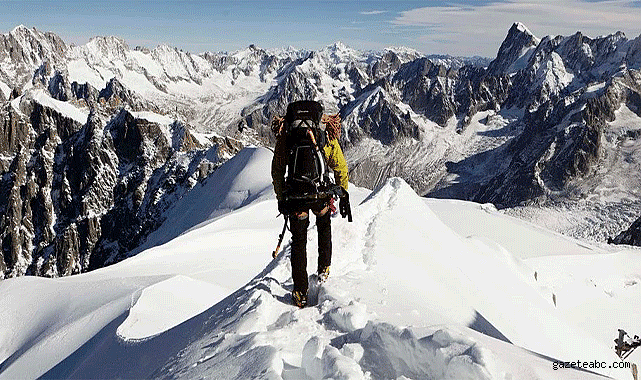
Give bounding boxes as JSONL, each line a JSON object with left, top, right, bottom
{"left": 554, "top": 32, "right": 596, "bottom": 76}
{"left": 8, "top": 25, "right": 66, "bottom": 55}
{"left": 170, "top": 120, "right": 203, "bottom": 152}
{"left": 385, "top": 46, "right": 423, "bottom": 62}
{"left": 0, "top": 26, "right": 67, "bottom": 88}
{"left": 98, "top": 77, "right": 148, "bottom": 111}
{"left": 70, "top": 81, "right": 99, "bottom": 105}
{"left": 552, "top": 30, "right": 629, "bottom": 82}
{"left": 588, "top": 31, "right": 628, "bottom": 75}
{"left": 627, "top": 35, "right": 641, "bottom": 70}
{"left": 344, "top": 86, "right": 419, "bottom": 146}
{"left": 487, "top": 22, "right": 540, "bottom": 76}
{"left": 85, "top": 35, "right": 129, "bottom": 62}
{"left": 227, "top": 45, "right": 272, "bottom": 78}
{"left": 10, "top": 24, "right": 29, "bottom": 34}
{"left": 99, "top": 77, "right": 127, "bottom": 101}
{"left": 200, "top": 51, "right": 231, "bottom": 73}
{"left": 47, "top": 70, "right": 71, "bottom": 101}
{"left": 369, "top": 50, "right": 403, "bottom": 80}
{"left": 320, "top": 41, "right": 357, "bottom": 63}
{"left": 391, "top": 57, "right": 458, "bottom": 126}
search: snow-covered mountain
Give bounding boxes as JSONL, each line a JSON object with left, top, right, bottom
{"left": 3, "top": 22, "right": 641, "bottom": 279}
{"left": 0, "top": 26, "right": 276, "bottom": 278}
{"left": 237, "top": 22, "right": 641, "bottom": 244}
{"left": 0, "top": 26, "right": 486, "bottom": 278}
{"left": 1, "top": 147, "right": 639, "bottom": 379}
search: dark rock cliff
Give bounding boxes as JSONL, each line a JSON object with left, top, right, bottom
{"left": 0, "top": 91, "right": 236, "bottom": 278}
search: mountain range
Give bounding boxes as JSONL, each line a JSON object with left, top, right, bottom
{"left": 2, "top": 23, "right": 641, "bottom": 278}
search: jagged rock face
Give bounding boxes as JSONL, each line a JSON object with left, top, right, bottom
{"left": 487, "top": 22, "right": 539, "bottom": 76}
{"left": 0, "top": 103, "right": 30, "bottom": 154}
{"left": 0, "top": 26, "right": 67, "bottom": 90}
{"left": 464, "top": 34, "right": 641, "bottom": 207}
{"left": 0, "top": 98, "right": 83, "bottom": 277}
{"left": 0, "top": 90, "right": 235, "bottom": 278}
{"left": 610, "top": 216, "right": 641, "bottom": 246}
{"left": 98, "top": 77, "right": 151, "bottom": 112}
{"left": 369, "top": 50, "right": 404, "bottom": 80}
{"left": 342, "top": 86, "right": 419, "bottom": 146}
{"left": 70, "top": 81, "right": 98, "bottom": 105}
{"left": 391, "top": 58, "right": 459, "bottom": 127}
{"left": 230, "top": 23, "right": 641, "bottom": 211}
{"left": 47, "top": 71, "right": 70, "bottom": 101}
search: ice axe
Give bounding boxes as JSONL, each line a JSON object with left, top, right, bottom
{"left": 272, "top": 215, "right": 289, "bottom": 258}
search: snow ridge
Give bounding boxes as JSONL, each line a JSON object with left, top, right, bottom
{"left": 1, "top": 148, "right": 639, "bottom": 379}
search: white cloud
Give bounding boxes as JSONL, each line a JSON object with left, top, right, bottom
{"left": 392, "top": 0, "right": 641, "bottom": 57}
{"left": 360, "top": 10, "right": 388, "bottom": 15}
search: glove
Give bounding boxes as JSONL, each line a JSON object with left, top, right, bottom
{"left": 339, "top": 190, "right": 352, "bottom": 222}
{"left": 278, "top": 199, "right": 291, "bottom": 215}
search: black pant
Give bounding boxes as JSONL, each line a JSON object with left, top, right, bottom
{"left": 289, "top": 201, "right": 332, "bottom": 293}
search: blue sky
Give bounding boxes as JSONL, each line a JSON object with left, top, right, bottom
{"left": 1, "top": 0, "right": 640, "bottom": 57}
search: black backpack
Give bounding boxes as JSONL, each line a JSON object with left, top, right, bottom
{"left": 283, "top": 100, "right": 333, "bottom": 198}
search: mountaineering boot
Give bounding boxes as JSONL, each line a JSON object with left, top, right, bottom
{"left": 292, "top": 290, "right": 308, "bottom": 308}
{"left": 318, "top": 266, "right": 330, "bottom": 283}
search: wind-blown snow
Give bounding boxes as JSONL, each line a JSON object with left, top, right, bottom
{"left": 30, "top": 89, "right": 89, "bottom": 124}
{"left": 116, "top": 275, "right": 229, "bottom": 342}
{"left": 0, "top": 147, "right": 639, "bottom": 379}
{"left": 131, "top": 110, "right": 174, "bottom": 125}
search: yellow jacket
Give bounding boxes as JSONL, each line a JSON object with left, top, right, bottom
{"left": 272, "top": 134, "right": 349, "bottom": 202}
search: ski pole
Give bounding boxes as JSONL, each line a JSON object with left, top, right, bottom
{"left": 272, "top": 215, "right": 289, "bottom": 258}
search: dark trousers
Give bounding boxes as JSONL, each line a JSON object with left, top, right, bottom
{"left": 289, "top": 202, "right": 332, "bottom": 293}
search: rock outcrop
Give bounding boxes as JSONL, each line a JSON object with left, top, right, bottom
{"left": 0, "top": 85, "right": 237, "bottom": 278}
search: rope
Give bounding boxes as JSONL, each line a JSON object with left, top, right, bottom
{"left": 271, "top": 116, "right": 285, "bottom": 136}
{"left": 321, "top": 113, "right": 342, "bottom": 140}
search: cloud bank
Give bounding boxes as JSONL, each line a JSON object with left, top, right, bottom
{"left": 392, "top": 0, "right": 641, "bottom": 57}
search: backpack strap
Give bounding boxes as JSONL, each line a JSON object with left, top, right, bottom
{"left": 303, "top": 123, "right": 330, "bottom": 187}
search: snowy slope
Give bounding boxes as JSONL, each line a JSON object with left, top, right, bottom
{"left": 131, "top": 147, "right": 276, "bottom": 254}
{"left": 1, "top": 147, "right": 639, "bottom": 380}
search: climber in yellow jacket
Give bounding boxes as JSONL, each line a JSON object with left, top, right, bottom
{"left": 271, "top": 100, "right": 350, "bottom": 308}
